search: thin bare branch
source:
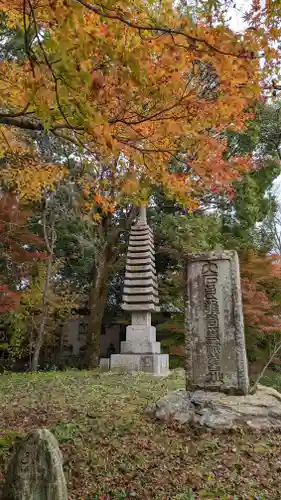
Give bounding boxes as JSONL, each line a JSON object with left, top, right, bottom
{"left": 250, "top": 341, "right": 281, "bottom": 393}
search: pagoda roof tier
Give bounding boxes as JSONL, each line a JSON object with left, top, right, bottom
{"left": 125, "top": 262, "right": 156, "bottom": 272}
{"left": 127, "top": 250, "right": 155, "bottom": 261}
{"left": 124, "top": 270, "right": 157, "bottom": 279}
{"left": 130, "top": 228, "right": 153, "bottom": 237}
{"left": 122, "top": 206, "right": 159, "bottom": 314}
{"left": 123, "top": 292, "right": 159, "bottom": 302}
{"left": 128, "top": 241, "right": 154, "bottom": 250}
{"left": 123, "top": 285, "right": 158, "bottom": 295}
{"left": 122, "top": 303, "right": 160, "bottom": 312}
{"left": 124, "top": 277, "right": 158, "bottom": 287}
{"left": 129, "top": 234, "right": 154, "bottom": 243}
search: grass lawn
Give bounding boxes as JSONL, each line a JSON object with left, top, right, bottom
{"left": 0, "top": 368, "right": 281, "bottom": 499}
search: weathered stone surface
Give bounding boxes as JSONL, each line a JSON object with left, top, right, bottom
{"left": 124, "top": 278, "right": 158, "bottom": 287}
{"left": 129, "top": 233, "right": 153, "bottom": 242}
{"left": 125, "top": 264, "right": 156, "bottom": 273}
{"left": 126, "top": 325, "right": 156, "bottom": 341}
{"left": 127, "top": 250, "right": 155, "bottom": 259}
{"left": 132, "top": 312, "right": 151, "bottom": 325}
{"left": 123, "top": 286, "right": 158, "bottom": 295}
{"left": 125, "top": 271, "right": 157, "bottom": 280}
{"left": 185, "top": 251, "right": 249, "bottom": 395}
{"left": 99, "top": 357, "right": 110, "bottom": 370}
{"left": 2, "top": 428, "right": 67, "bottom": 500}
{"left": 123, "top": 294, "right": 159, "bottom": 304}
{"left": 121, "top": 340, "right": 160, "bottom": 353}
{"left": 147, "top": 385, "right": 281, "bottom": 429}
{"left": 128, "top": 242, "right": 153, "bottom": 250}
{"left": 111, "top": 353, "right": 169, "bottom": 375}
{"left": 122, "top": 303, "right": 160, "bottom": 312}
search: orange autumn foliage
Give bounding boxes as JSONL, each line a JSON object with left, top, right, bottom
{"left": 0, "top": 152, "right": 67, "bottom": 201}
{"left": 0, "top": 194, "right": 46, "bottom": 264}
{"left": 241, "top": 252, "right": 281, "bottom": 334}
{"left": 0, "top": 285, "right": 19, "bottom": 313}
{"left": 0, "top": 194, "right": 47, "bottom": 311}
{"left": 0, "top": 1, "right": 280, "bottom": 205}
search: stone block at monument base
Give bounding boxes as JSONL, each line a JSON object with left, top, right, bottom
{"left": 147, "top": 384, "right": 281, "bottom": 430}
{"left": 110, "top": 353, "right": 169, "bottom": 376}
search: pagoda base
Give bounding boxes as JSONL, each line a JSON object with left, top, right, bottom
{"left": 110, "top": 353, "right": 169, "bottom": 376}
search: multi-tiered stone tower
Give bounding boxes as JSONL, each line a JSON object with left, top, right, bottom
{"left": 110, "top": 206, "right": 169, "bottom": 375}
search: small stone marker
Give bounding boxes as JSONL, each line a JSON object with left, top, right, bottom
{"left": 185, "top": 250, "right": 249, "bottom": 395}
{"left": 110, "top": 205, "right": 169, "bottom": 375}
{"left": 2, "top": 428, "right": 67, "bottom": 500}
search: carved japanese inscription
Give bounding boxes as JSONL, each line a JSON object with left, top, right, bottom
{"left": 185, "top": 251, "right": 249, "bottom": 395}
{"left": 202, "top": 262, "right": 223, "bottom": 385}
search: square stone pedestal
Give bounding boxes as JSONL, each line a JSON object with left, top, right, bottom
{"left": 110, "top": 353, "right": 169, "bottom": 376}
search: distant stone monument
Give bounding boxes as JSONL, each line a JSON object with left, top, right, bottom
{"left": 110, "top": 206, "right": 169, "bottom": 375}
{"left": 185, "top": 250, "right": 249, "bottom": 395}
{"left": 2, "top": 428, "right": 67, "bottom": 500}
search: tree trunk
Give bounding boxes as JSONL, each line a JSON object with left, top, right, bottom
{"left": 31, "top": 252, "right": 53, "bottom": 371}
{"left": 31, "top": 209, "right": 55, "bottom": 372}
{"left": 82, "top": 244, "right": 117, "bottom": 368}
{"left": 82, "top": 205, "right": 138, "bottom": 369}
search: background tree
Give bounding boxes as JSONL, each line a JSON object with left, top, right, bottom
{"left": 0, "top": 193, "right": 46, "bottom": 300}
{"left": 149, "top": 103, "right": 281, "bottom": 368}
{"left": 1, "top": 1, "right": 281, "bottom": 368}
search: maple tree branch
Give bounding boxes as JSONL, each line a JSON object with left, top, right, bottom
{"left": 0, "top": 115, "right": 82, "bottom": 132}
{"left": 117, "top": 137, "right": 186, "bottom": 165}
{"left": 0, "top": 115, "right": 44, "bottom": 130}
{"left": 23, "top": 0, "right": 35, "bottom": 78}
{"left": 111, "top": 69, "right": 194, "bottom": 126}
{"left": 75, "top": 0, "right": 258, "bottom": 59}
{"left": 28, "top": 0, "right": 85, "bottom": 149}
{"left": 42, "top": 205, "right": 52, "bottom": 255}
{"left": 111, "top": 88, "right": 192, "bottom": 126}
{"left": 0, "top": 115, "right": 85, "bottom": 149}
{"left": 0, "top": 103, "right": 32, "bottom": 118}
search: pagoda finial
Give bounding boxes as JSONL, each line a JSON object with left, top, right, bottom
{"left": 137, "top": 205, "right": 147, "bottom": 225}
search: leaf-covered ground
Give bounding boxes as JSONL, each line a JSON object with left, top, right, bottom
{"left": 0, "top": 368, "right": 281, "bottom": 499}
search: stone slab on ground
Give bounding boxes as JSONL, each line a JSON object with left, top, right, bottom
{"left": 146, "top": 384, "right": 281, "bottom": 429}
{"left": 111, "top": 353, "right": 169, "bottom": 376}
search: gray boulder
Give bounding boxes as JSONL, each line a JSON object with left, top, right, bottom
{"left": 146, "top": 384, "right": 281, "bottom": 429}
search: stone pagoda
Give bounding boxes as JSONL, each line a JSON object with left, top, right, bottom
{"left": 110, "top": 206, "right": 169, "bottom": 375}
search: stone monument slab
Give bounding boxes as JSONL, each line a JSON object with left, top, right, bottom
{"left": 185, "top": 250, "right": 249, "bottom": 395}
